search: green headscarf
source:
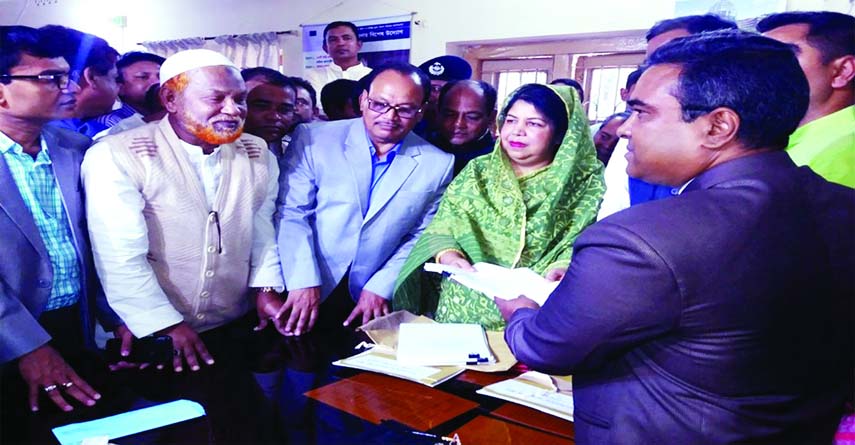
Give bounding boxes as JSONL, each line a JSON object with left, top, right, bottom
{"left": 393, "top": 84, "right": 605, "bottom": 329}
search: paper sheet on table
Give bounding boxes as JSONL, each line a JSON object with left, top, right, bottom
{"left": 333, "top": 346, "right": 465, "bottom": 387}
{"left": 52, "top": 399, "right": 206, "bottom": 445}
{"left": 397, "top": 323, "right": 494, "bottom": 366}
{"left": 358, "top": 311, "right": 516, "bottom": 372}
{"left": 424, "top": 262, "right": 559, "bottom": 306}
{"left": 477, "top": 371, "right": 574, "bottom": 421}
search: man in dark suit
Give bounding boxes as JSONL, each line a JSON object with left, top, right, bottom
{"left": 0, "top": 26, "right": 124, "bottom": 418}
{"left": 497, "top": 30, "right": 854, "bottom": 444}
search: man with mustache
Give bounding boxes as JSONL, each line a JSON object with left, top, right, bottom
{"left": 81, "top": 49, "right": 284, "bottom": 372}
{"left": 277, "top": 62, "right": 454, "bottom": 335}
{"left": 241, "top": 67, "right": 298, "bottom": 159}
{"left": 428, "top": 79, "right": 497, "bottom": 175}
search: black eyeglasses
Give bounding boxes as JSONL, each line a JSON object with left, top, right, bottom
{"left": 366, "top": 98, "right": 422, "bottom": 119}
{"left": 0, "top": 72, "right": 73, "bottom": 89}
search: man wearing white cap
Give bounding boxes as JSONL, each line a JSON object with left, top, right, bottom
{"left": 81, "top": 49, "right": 285, "bottom": 372}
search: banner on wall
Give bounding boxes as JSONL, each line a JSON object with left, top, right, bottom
{"left": 301, "top": 14, "right": 412, "bottom": 70}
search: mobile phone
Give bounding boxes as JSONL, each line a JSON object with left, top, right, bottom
{"left": 105, "top": 335, "right": 174, "bottom": 363}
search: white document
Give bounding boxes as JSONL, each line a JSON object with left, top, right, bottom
{"left": 424, "top": 262, "right": 559, "bottom": 306}
{"left": 477, "top": 371, "right": 575, "bottom": 421}
{"left": 333, "top": 347, "right": 464, "bottom": 387}
{"left": 396, "top": 322, "right": 495, "bottom": 366}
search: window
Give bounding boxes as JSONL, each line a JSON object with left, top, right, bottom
{"left": 481, "top": 58, "right": 552, "bottom": 107}
{"left": 575, "top": 53, "right": 644, "bottom": 122}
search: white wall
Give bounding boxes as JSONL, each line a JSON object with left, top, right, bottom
{"left": 4, "top": 0, "right": 853, "bottom": 76}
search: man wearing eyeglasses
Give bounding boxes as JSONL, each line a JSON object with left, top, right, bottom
{"left": 276, "top": 62, "right": 454, "bottom": 335}
{"left": 0, "top": 26, "right": 125, "bottom": 427}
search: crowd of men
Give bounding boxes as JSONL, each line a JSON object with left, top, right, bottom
{"left": 0, "top": 10, "right": 853, "bottom": 444}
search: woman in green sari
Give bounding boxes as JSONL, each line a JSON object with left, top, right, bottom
{"left": 394, "top": 83, "right": 605, "bottom": 330}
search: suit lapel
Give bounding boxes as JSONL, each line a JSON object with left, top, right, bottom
{"left": 0, "top": 141, "right": 49, "bottom": 258}
{"left": 363, "top": 134, "right": 419, "bottom": 223}
{"left": 343, "top": 121, "right": 371, "bottom": 217}
{"left": 42, "top": 128, "right": 81, "bottom": 233}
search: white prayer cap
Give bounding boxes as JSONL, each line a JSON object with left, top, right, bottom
{"left": 159, "top": 49, "right": 237, "bottom": 85}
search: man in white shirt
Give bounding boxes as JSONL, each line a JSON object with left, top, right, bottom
{"left": 81, "top": 49, "right": 284, "bottom": 373}
{"left": 304, "top": 21, "right": 372, "bottom": 115}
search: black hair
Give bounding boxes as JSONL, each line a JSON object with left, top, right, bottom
{"left": 288, "top": 76, "right": 318, "bottom": 108}
{"left": 437, "top": 79, "right": 498, "bottom": 114}
{"left": 321, "top": 79, "right": 362, "bottom": 114}
{"left": 625, "top": 68, "right": 642, "bottom": 90}
{"left": 549, "top": 78, "right": 584, "bottom": 102}
{"left": 646, "top": 14, "right": 737, "bottom": 41}
{"left": 144, "top": 83, "right": 164, "bottom": 112}
{"left": 362, "top": 62, "right": 431, "bottom": 104}
{"left": 757, "top": 11, "right": 855, "bottom": 64}
{"left": 601, "top": 111, "right": 631, "bottom": 127}
{"left": 502, "top": 83, "right": 569, "bottom": 148}
{"left": 645, "top": 29, "right": 809, "bottom": 151}
{"left": 116, "top": 51, "right": 165, "bottom": 82}
{"left": 241, "top": 66, "right": 291, "bottom": 87}
{"left": 39, "top": 25, "right": 118, "bottom": 76}
{"left": 323, "top": 21, "right": 360, "bottom": 43}
{"left": 1, "top": 25, "right": 64, "bottom": 79}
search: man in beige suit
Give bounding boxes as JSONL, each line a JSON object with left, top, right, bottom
{"left": 81, "top": 49, "right": 284, "bottom": 373}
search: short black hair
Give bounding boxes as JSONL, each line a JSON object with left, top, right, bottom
{"left": 757, "top": 11, "right": 855, "bottom": 64}
{"left": 288, "top": 76, "right": 318, "bottom": 108}
{"left": 437, "top": 79, "right": 498, "bottom": 114}
{"left": 323, "top": 21, "right": 360, "bottom": 42}
{"left": 1, "top": 26, "right": 64, "bottom": 79}
{"left": 625, "top": 68, "right": 642, "bottom": 90}
{"left": 39, "top": 25, "right": 118, "bottom": 76}
{"left": 549, "top": 78, "right": 584, "bottom": 102}
{"left": 362, "top": 62, "right": 431, "bottom": 104}
{"left": 241, "top": 66, "right": 291, "bottom": 87}
{"left": 646, "top": 14, "right": 738, "bottom": 41}
{"left": 645, "top": 29, "right": 809, "bottom": 151}
{"left": 502, "top": 84, "right": 569, "bottom": 148}
{"left": 600, "top": 111, "right": 631, "bottom": 127}
{"left": 321, "top": 79, "right": 362, "bottom": 114}
{"left": 116, "top": 51, "right": 164, "bottom": 82}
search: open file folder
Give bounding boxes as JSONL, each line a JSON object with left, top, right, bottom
{"left": 396, "top": 322, "right": 495, "bottom": 366}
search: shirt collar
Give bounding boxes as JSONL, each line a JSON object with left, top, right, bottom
{"left": 0, "top": 129, "right": 50, "bottom": 161}
{"left": 365, "top": 129, "right": 402, "bottom": 162}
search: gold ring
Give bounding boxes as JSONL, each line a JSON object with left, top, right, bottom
{"left": 43, "top": 384, "right": 58, "bottom": 393}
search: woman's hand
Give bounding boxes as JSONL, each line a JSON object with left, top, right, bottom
{"left": 545, "top": 267, "right": 568, "bottom": 282}
{"left": 438, "top": 251, "right": 476, "bottom": 271}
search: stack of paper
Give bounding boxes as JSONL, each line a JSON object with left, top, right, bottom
{"left": 477, "top": 371, "right": 574, "bottom": 421}
{"left": 396, "top": 323, "right": 495, "bottom": 366}
{"left": 424, "top": 262, "right": 559, "bottom": 305}
{"left": 333, "top": 346, "right": 464, "bottom": 387}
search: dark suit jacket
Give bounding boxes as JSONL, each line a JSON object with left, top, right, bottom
{"left": 0, "top": 125, "right": 120, "bottom": 364}
{"left": 505, "top": 151, "right": 854, "bottom": 444}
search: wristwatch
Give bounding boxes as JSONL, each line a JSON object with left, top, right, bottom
{"left": 258, "top": 287, "right": 276, "bottom": 293}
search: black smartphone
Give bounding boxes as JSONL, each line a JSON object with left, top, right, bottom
{"left": 105, "top": 335, "right": 174, "bottom": 363}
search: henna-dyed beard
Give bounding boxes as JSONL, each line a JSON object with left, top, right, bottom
{"left": 179, "top": 109, "right": 244, "bottom": 146}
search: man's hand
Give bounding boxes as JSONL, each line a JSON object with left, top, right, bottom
{"left": 275, "top": 287, "right": 321, "bottom": 336}
{"left": 545, "top": 267, "right": 568, "bottom": 282}
{"left": 108, "top": 324, "right": 151, "bottom": 371}
{"left": 494, "top": 295, "right": 541, "bottom": 322}
{"left": 157, "top": 322, "right": 214, "bottom": 372}
{"left": 437, "top": 251, "right": 475, "bottom": 271}
{"left": 18, "top": 345, "right": 101, "bottom": 412}
{"left": 343, "top": 289, "right": 390, "bottom": 327}
{"left": 254, "top": 289, "right": 288, "bottom": 334}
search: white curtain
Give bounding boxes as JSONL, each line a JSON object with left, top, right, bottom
{"left": 139, "top": 37, "right": 205, "bottom": 57}
{"left": 141, "top": 32, "right": 282, "bottom": 70}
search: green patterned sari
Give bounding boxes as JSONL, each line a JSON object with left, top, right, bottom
{"left": 393, "top": 85, "right": 605, "bottom": 330}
